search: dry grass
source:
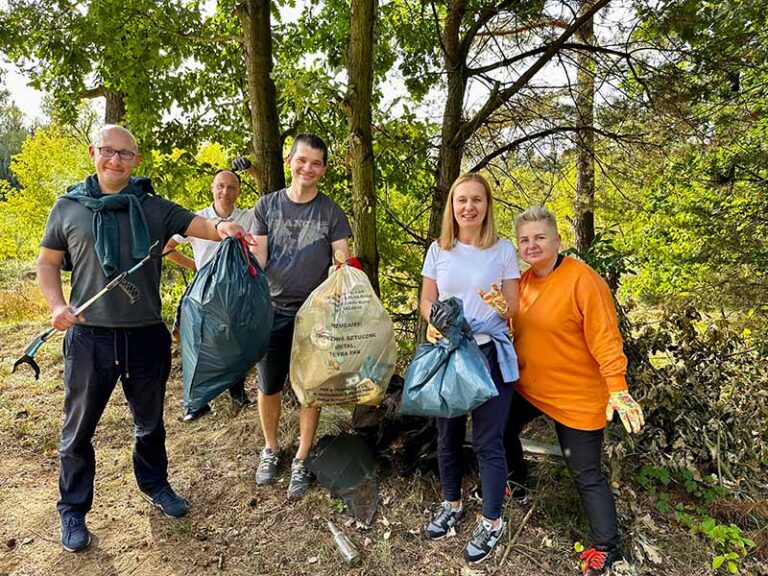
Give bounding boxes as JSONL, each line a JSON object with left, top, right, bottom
{"left": 1, "top": 316, "right": 766, "bottom": 575}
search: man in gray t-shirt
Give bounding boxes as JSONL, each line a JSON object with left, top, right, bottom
{"left": 250, "top": 133, "right": 353, "bottom": 499}
{"left": 37, "top": 125, "right": 246, "bottom": 553}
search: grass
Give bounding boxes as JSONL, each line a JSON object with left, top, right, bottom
{"left": 0, "top": 276, "right": 766, "bottom": 575}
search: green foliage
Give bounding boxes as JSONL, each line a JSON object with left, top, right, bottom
{"left": 612, "top": 0, "right": 768, "bottom": 320}
{"left": 621, "top": 141, "right": 768, "bottom": 311}
{"left": 677, "top": 514, "right": 755, "bottom": 574}
{"left": 0, "top": 89, "right": 32, "bottom": 190}
{"left": 624, "top": 303, "right": 768, "bottom": 482}
{"left": 0, "top": 125, "right": 92, "bottom": 260}
{"left": 565, "top": 230, "right": 636, "bottom": 292}
{"left": 636, "top": 464, "right": 755, "bottom": 573}
{"left": 0, "top": 0, "right": 251, "bottom": 151}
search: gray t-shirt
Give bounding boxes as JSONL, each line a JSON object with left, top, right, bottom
{"left": 254, "top": 188, "right": 352, "bottom": 315}
{"left": 41, "top": 190, "right": 195, "bottom": 327}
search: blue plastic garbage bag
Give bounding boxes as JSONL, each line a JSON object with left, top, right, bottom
{"left": 180, "top": 236, "right": 273, "bottom": 413}
{"left": 400, "top": 297, "right": 498, "bottom": 419}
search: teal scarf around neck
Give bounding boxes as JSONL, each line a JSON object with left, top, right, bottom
{"left": 65, "top": 174, "right": 152, "bottom": 276}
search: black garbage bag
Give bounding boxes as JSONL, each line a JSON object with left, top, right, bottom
{"left": 352, "top": 375, "right": 439, "bottom": 476}
{"left": 180, "top": 236, "right": 273, "bottom": 413}
{"left": 308, "top": 432, "right": 379, "bottom": 524}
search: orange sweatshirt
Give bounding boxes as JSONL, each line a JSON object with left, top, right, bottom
{"left": 513, "top": 256, "right": 628, "bottom": 431}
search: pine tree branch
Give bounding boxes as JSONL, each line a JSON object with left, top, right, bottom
{"left": 454, "top": 0, "right": 612, "bottom": 147}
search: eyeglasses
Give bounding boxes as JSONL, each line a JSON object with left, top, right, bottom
{"left": 96, "top": 147, "right": 137, "bottom": 161}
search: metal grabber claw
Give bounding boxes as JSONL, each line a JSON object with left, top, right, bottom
{"left": 12, "top": 241, "right": 161, "bottom": 379}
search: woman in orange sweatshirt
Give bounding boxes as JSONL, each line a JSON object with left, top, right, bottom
{"left": 507, "top": 206, "right": 644, "bottom": 576}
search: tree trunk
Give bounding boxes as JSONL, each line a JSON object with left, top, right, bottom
{"left": 573, "top": 1, "right": 596, "bottom": 253}
{"left": 427, "top": 0, "right": 468, "bottom": 244}
{"left": 236, "top": 0, "right": 285, "bottom": 195}
{"left": 418, "top": 0, "right": 468, "bottom": 341}
{"left": 104, "top": 90, "right": 126, "bottom": 124}
{"left": 346, "top": 0, "right": 380, "bottom": 294}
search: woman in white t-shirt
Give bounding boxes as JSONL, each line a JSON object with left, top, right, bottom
{"left": 419, "top": 173, "right": 520, "bottom": 564}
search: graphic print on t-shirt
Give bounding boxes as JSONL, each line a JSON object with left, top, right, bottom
{"left": 272, "top": 218, "right": 330, "bottom": 258}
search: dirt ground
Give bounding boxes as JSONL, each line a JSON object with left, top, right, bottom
{"left": 1, "top": 319, "right": 766, "bottom": 576}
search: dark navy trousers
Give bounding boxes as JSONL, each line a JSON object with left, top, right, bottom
{"left": 436, "top": 343, "right": 514, "bottom": 521}
{"left": 58, "top": 324, "right": 172, "bottom": 517}
{"left": 505, "top": 392, "right": 620, "bottom": 547}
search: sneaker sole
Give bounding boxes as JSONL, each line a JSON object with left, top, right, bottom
{"left": 425, "top": 517, "right": 463, "bottom": 540}
{"left": 425, "top": 530, "right": 451, "bottom": 541}
{"left": 62, "top": 533, "right": 92, "bottom": 553}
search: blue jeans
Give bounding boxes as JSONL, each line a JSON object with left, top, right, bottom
{"left": 436, "top": 343, "right": 514, "bottom": 520}
{"left": 57, "top": 324, "right": 172, "bottom": 517}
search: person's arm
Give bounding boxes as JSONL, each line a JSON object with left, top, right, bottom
{"left": 578, "top": 270, "right": 644, "bottom": 433}
{"left": 579, "top": 272, "right": 628, "bottom": 392}
{"left": 251, "top": 234, "right": 268, "bottom": 270}
{"left": 420, "top": 277, "right": 445, "bottom": 343}
{"left": 244, "top": 164, "right": 260, "bottom": 182}
{"left": 162, "top": 237, "right": 197, "bottom": 271}
{"left": 330, "top": 238, "right": 351, "bottom": 265}
{"left": 184, "top": 216, "right": 245, "bottom": 241}
{"left": 501, "top": 278, "right": 520, "bottom": 319}
{"left": 37, "top": 247, "right": 84, "bottom": 330}
{"left": 420, "top": 277, "right": 439, "bottom": 322}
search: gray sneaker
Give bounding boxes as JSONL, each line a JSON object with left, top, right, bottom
{"left": 425, "top": 501, "right": 464, "bottom": 540}
{"left": 463, "top": 518, "right": 505, "bottom": 564}
{"left": 255, "top": 448, "right": 279, "bottom": 485}
{"left": 287, "top": 458, "right": 312, "bottom": 499}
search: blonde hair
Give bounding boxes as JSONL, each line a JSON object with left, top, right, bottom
{"left": 438, "top": 173, "right": 499, "bottom": 250}
{"left": 514, "top": 205, "right": 558, "bottom": 235}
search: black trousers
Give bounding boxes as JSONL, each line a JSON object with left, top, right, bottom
{"left": 57, "top": 324, "right": 172, "bottom": 517}
{"left": 504, "top": 393, "right": 620, "bottom": 547}
{"left": 437, "top": 344, "right": 514, "bottom": 521}
{"left": 255, "top": 311, "right": 295, "bottom": 396}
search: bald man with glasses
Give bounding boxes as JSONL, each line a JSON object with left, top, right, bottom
{"left": 37, "top": 124, "right": 247, "bottom": 553}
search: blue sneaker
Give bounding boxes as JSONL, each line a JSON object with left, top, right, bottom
{"left": 60, "top": 514, "right": 91, "bottom": 552}
{"left": 145, "top": 485, "right": 190, "bottom": 518}
{"left": 463, "top": 518, "right": 505, "bottom": 564}
{"left": 425, "top": 501, "right": 463, "bottom": 540}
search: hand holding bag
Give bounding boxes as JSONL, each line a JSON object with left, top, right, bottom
{"left": 400, "top": 297, "right": 498, "bottom": 418}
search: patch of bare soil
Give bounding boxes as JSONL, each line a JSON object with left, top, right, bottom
{"left": 1, "top": 322, "right": 766, "bottom": 576}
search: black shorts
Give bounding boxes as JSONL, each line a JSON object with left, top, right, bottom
{"left": 256, "top": 311, "right": 296, "bottom": 396}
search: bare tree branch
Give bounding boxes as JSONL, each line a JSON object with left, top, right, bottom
{"left": 459, "top": 0, "right": 515, "bottom": 59}
{"left": 454, "top": 0, "right": 612, "bottom": 147}
{"left": 469, "top": 125, "right": 631, "bottom": 172}
{"left": 477, "top": 18, "right": 570, "bottom": 36}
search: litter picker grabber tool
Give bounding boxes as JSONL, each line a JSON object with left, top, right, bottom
{"left": 12, "top": 241, "right": 160, "bottom": 380}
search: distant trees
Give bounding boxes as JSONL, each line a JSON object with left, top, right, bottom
{"left": 2, "top": 0, "right": 767, "bottom": 324}
{"left": 0, "top": 89, "right": 30, "bottom": 191}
